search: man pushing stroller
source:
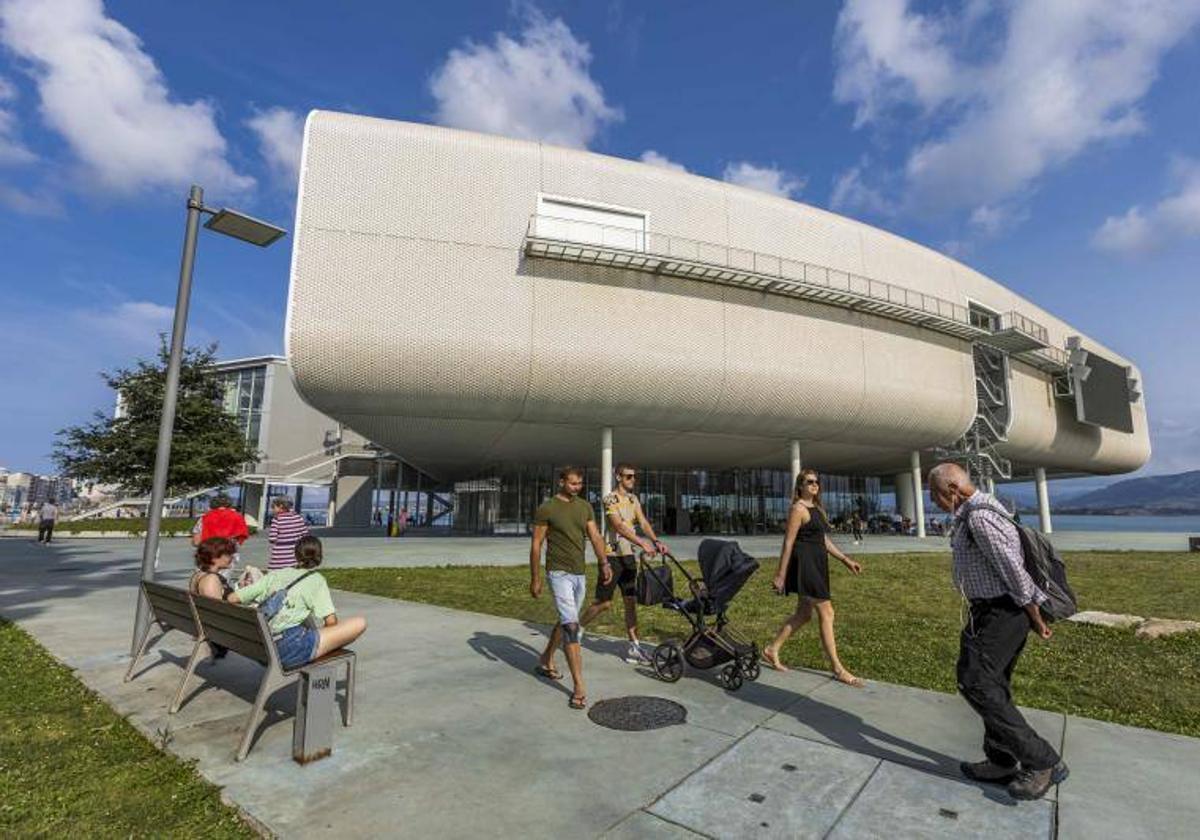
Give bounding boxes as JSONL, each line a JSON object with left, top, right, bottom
{"left": 578, "top": 463, "right": 670, "bottom": 665}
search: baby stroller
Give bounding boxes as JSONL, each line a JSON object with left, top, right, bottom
{"left": 639, "top": 539, "right": 761, "bottom": 690}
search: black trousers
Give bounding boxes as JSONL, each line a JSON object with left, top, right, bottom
{"left": 38, "top": 520, "right": 55, "bottom": 543}
{"left": 957, "top": 596, "right": 1060, "bottom": 770}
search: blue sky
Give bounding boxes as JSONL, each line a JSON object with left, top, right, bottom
{"left": 1, "top": 0, "right": 1198, "bottom": 484}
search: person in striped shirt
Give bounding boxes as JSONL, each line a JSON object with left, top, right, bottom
{"left": 267, "top": 497, "right": 310, "bottom": 570}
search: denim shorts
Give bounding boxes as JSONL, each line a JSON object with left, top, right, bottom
{"left": 275, "top": 624, "right": 320, "bottom": 669}
{"left": 547, "top": 570, "right": 587, "bottom": 627}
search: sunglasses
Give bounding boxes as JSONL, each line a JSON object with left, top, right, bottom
{"left": 620, "top": 473, "right": 637, "bottom": 480}
{"left": 804, "top": 479, "right": 820, "bottom": 486}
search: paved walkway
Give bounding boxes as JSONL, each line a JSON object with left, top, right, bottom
{"left": 2, "top": 539, "right": 1197, "bottom": 838}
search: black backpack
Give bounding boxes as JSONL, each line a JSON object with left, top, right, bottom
{"left": 968, "top": 507, "right": 1078, "bottom": 622}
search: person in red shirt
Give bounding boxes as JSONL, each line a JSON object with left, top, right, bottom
{"left": 191, "top": 494, "right": 250, "bottom": 547}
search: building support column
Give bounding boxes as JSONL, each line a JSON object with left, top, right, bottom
{"left": 257, "top": 478, "right": 269, "bottom": 529}
{"left": 601, "top": 427, "right": 614, "bottom": 499}
{"left": 893, "top": 472, "right": 914, "bottom": 520}
{"left": 789, "top": 440, "right": 802, "bottom": 491}
{"left": 1035, "top": 467, "right": 1052, "bottom": 535}
{"left": 911, "top": 451, "right": 925, "bottom": 539}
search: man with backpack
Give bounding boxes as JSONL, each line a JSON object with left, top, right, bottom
{"left": 929, "top": 461, "right": 1069, "bottom": 802}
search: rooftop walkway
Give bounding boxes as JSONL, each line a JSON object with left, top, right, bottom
{"left": 2, "top": 539, "right": 1196, "bottom": 838}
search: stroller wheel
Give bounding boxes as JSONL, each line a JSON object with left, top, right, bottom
{"left": 721, "top": 664, "right": 743, "bottom": 691}
{"left": 653, "top": 642, "right": 685, "bottom": 683}
{"left": 741, "top": 658, "right": 761, "bottom": 682}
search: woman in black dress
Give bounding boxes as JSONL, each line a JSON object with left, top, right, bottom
{"left": 763, "top": 469, "right": 864, "bottom": 685}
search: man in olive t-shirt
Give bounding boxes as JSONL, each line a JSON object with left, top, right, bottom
{"left": 529, "top": 466, "right": 612, "bottom": 710}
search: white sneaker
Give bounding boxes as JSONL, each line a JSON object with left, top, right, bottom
{"left": 625, "top": 642, "right": 650, "bottom": 665}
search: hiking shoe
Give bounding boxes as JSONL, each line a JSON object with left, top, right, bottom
{"left": 1007, "top": 762, "right": 1070, "bottom": 800}
{"left": 960, "top": 760, "right": 1018, "bottom": 784}
{"left": 625, "top": 642, "right": 651, "bottom": 665}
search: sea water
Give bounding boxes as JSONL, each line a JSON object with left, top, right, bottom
{"left": 1046, "top": 514, "right": 1200, "bottom": 533}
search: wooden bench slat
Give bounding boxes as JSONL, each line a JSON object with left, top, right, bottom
{"left": 194, "top": 610, "right": 266, "bottom": 646}
{"left": 202, "top": 628, "right": 271, "bottom": 665}
{"left": 144, "top": 582, "right": 192, "bottom": 604}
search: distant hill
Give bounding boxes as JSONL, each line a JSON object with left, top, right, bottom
{"left": 1054, "top": 470, "right": 1200, "bottom": 515}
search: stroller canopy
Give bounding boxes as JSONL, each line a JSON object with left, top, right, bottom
{"left": 695, "top": 539, "right": 759, "bottom": 613}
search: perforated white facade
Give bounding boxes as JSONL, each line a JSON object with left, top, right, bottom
{"left": 285, "top": 111, "right": 1150, "bottom": 482}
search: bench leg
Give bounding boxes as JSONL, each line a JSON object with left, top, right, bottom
{"left": 170, "top": 639, "right": 210, "bottom": 714}
{"left": 344, "top": 657, "right": 355, "bottom": 727}
{"left": 236, "top": 671, "right": 280, "bottom": 762}
{"left": 124, "top": 623, "right": 164, "bottom": 683}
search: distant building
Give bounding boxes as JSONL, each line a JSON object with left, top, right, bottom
{"left": 0, "top": 470, "right": 74, "bottom": 515}
{"left": 210, "top": 356, "right": 417, "bottom": 527}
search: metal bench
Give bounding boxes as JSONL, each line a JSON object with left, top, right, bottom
{"left": 186, "top": 595, "right": 355, "bottom": 762}
{"left": 125, "top": 580, "right": 208, "bottom": 714}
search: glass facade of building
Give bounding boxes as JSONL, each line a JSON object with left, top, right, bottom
{"left": 447, "top": 463, "right": 881, "bottom": 536}
{"left": 218, "top": 365, "right": 267, "bottom": 449}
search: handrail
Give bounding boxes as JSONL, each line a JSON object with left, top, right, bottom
{"left": 527, "top": 214, "right": 976, "bottom": 329}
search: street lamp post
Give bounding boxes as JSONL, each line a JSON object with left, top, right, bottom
{"left": 130, "top": 184, "right": 286, "bottom": 656}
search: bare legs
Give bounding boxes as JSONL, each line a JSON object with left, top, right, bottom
{"left": 763, "top": 598, "right": 812, "bottom": 671}
{"left": 315, "top": 615, "right": 367, "bottom": 659}
{"left": 580, "top": 595, "right": 640, "bottom": 644}
{"left": 814, "top": 600, "right": 862, "bottom": 686}
{"left": 763, "top": 598, "right": 862, "bottom": 686}
{"left": 539, "top": 624, "right": 585, "bottom": 702}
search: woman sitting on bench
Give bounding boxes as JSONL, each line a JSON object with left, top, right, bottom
{"left": 227, "top": 536, "right": 367, "bottom": 669}
{"left": 192, "top": 537, "right": 237, "bottom": 599}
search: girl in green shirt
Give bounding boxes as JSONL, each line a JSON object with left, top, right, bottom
{"left": 228, "top": 536, "right": 366, "bottom": 668}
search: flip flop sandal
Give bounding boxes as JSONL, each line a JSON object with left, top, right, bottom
{"left": 569, "top": 694, "right": 587, "bottom": 710}
{"left": 534, "top": 664, "right": 562, "bottom": 681}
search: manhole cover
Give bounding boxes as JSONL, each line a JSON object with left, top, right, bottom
{"left": 587, "top": 696, "right": 686, "bottom": 731}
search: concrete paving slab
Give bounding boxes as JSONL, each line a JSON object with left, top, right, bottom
{"left": 828, "top": 761, "right": 1053, "bottom": 839}
{"left": 762, "top": 676, "right": 1064, "bottom": 793}
{"left": 649, "top": 728, "right": 880, "bottom": 839}
{"left": 1058, "top": 715, "right": 1200, "bottom": 840}
{"left": 600, "top": 811, "right": 708, "bottom": 839}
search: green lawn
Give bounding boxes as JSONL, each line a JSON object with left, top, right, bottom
{"left": 0, "top": 620, "right": 256, "bottom": 839}
{"left": 325, "top": 551, "right": 1200, "bottom": 738}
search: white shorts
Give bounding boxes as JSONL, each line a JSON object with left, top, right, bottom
{"left": 548, "top": 570, "right": 587, "bottom": 627}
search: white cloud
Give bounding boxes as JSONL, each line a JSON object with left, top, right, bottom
{"left": 0, "top": 182, "right": 60, "bottom": 215}
{"left": 429, "top": 9, "right": 622, "bottom": 148}
{"left": 73, "top": 300, "right": 174, "bottom": 346}
{"left": 0, "top": 0, "right": 253, "bottom": 195}
{"left": 830, "top": 161, "right": 892, "bottom": 216}
{"left": 638, "top": 149, "right": 687, "bottom": 172}
{"left": 722, "top": 161, "right": 805, "bottom": 198}
{"left": 0, "top": 74, "right": 35, "bottom": 166}
{"left": 833, "top": 0, "right": 960, "bottom": 128}
{"left": 833, "top": 0, "right": 1200, "bottom": 219}
{"left": 246, "top": 106, "right": 303, "bottom": 184}
{"left": 1093, "top": 157, "right": 1200, "bottom": 254}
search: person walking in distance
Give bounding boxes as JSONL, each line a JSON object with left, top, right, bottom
{"left": 267, "top": 497, "right": 310, "bottom": 571}
{"left": 578, "top": 463, "right": 668, "bottom": 664}
{"left": 929, "top": 462, "right": 1068, "bottom": 801}
{"left": 37, "top": 497, "right": 58, "bottom": 544}
{"left": 529, "top": 467, "right": 613, "bottom": 710}
{"left": 763, "top": 469, "right": 864, "bottom": 685}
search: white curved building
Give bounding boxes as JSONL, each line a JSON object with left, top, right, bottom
{"left": 285, "top": 111, "right": 1149, "bottom": 531}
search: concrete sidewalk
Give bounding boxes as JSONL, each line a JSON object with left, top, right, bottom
{"left": 2, "top": 540, "right": 1197, "bottom": 838}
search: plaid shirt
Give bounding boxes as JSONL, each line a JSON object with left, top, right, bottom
{"left": 950, "top": 492, "right": 1045, "bottom": 607}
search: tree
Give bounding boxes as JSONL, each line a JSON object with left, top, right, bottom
{"left": 54, "top": 339, "right": 259, "bottom": 497}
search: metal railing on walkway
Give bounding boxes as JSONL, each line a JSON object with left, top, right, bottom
{"left": 524, "top": 214, "right": 1068, "bottom": 373}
